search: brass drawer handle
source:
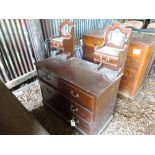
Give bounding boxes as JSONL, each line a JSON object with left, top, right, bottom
{"left": 70, "top": 90, "right": 79, "bottom": 98}
{"left": 106, "top": 57, "right": 110, "bottom": 63}
{"left": 70, "top": 105, "right": 78, "bottom": 112}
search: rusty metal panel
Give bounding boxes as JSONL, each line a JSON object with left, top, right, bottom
{"left": 0, "top": 19, "right": 36, "bottom": 84}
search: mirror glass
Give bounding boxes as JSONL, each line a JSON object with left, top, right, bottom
{"left": 61, "top": 24, "right": 71, "bottom": 36}
{"left": 108, "top": 29, "right": 126, "bottom": 46}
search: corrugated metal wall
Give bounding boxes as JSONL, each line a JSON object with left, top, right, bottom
{"left": 0, "top": 19, "right": 36, "bottom": 83}
{"left": 0, "top": 19, "right": 115, "bottom": 86}
{"left": 40, "top": 19, "right": 115, "bottom": 40}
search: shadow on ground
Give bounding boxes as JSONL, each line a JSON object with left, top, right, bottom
{"left": 31, "top": 105, "right": 80, "bottom": 135}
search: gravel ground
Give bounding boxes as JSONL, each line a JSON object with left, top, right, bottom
{"left": 13, "top": 73, "right": 155, "bottom": 135}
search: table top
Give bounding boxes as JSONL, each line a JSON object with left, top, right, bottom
{"left": 36, "top": 54, "right": 121, "bottom": 96}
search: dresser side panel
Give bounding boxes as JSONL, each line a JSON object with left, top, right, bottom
{"left": 93, "top": 78, "right": 121, "bottom": 134}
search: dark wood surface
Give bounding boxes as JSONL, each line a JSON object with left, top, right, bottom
{"left": 36, "top": 54, "right": 116, "bottom": 97}
{"left": 0, "top": 80, "right": 49, "bottom": 135}
{"left": 36, "top": 55, "right": 122, "bottom": 134}
{"left": 40, "top": 80, "right": 93, "bottom": 124}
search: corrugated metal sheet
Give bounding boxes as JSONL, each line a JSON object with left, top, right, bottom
{"left": 0, "top": 19, "right": 36, "bottom": 83}
{"left": 0, "top": 19, "right": 115, "bottom": 85}
{"left": 41, "top": 19, "right": 115, "bottom": 40}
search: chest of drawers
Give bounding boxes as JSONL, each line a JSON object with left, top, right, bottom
{"left": 119, "top": 33, "right": 155, "bottom": 98}
{"left": 35, "top": 54, "right": 122, "bottom": 134}
{"left": 83, "top": 29, "right": 105, "bottom": 62}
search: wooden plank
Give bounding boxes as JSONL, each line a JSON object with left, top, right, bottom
{"left": 6, "top": 70, "right": 37, "bottom": 89}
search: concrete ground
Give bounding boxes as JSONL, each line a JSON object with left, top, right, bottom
{"left": 13, "top": 72, "right": 155, "bottom": 135}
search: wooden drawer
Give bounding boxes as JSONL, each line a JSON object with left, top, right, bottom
{"left": 127, "top": 45, "right": 145, "bottom": 59}
{"left": 69, "top": 103, "right": 93, "bottom": 124}
{"left": 40, "top": 80, "right": 93, "bottom": 124}
{"left": 94, "top": 54, "right": 118, "bottom": 70}
{"left": 94, "top": 54, "right": 118, "bottom": 65}
{"left": 44, "top": 100, "right": 92, "bottom": 134}
{"left": 38, "top": 70, "right": 59, "bottom": 88}
{"left": 125, "top": 55, "right": 140, "bottom": 70}
{"left": 121, "top": 68, "right": 137, "bottom": 82}
{"left": 60, "top": 80, "right": 94, "bottom": 112}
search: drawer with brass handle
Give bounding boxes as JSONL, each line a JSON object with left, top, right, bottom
{"left": 94, "top": 54, "right": 118, "bottom": 65}
{"left": 40, "top": 80, "right": 93, "bottom": 124}
{"left": 69, "top": 103, "right": 93, "bottom": 124}
{"left": 94, "top": 54, "right": 119, "bottom": 70}
{"left": 60, "top": 80, "right": 94, "bottom": 112}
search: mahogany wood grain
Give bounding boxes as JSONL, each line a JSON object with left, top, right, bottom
{"left": 36, "top": 56, "right": 123, "bottom": 134}
{"left": 39, "top": 80, "right": 93, "bottom": 124}
{"left": 60, "top": 79, "right": 94, "bottom": 112}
